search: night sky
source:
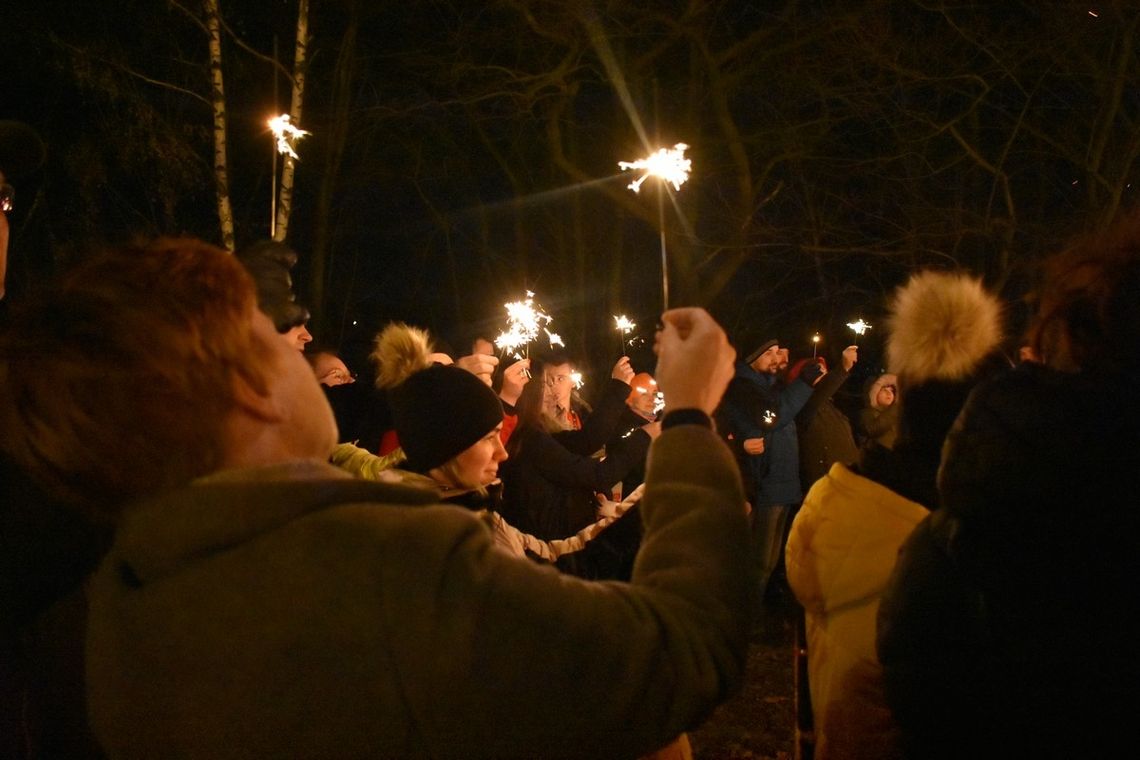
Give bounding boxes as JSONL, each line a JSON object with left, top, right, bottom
{"left": 2, "top": 1, "right": 1137, "bottom": 393}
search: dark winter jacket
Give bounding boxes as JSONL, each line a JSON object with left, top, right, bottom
{"left": 795, "top": 367, "right": 859, "bottom": 491}
{"left": 717, "top": 362, "right": 813, "bottom": 506}
{"left": 877, "top": 364, "right": 1140, "bottom": 759}
{"left": 500, "top": 379, "right": 649, "bottom": 540}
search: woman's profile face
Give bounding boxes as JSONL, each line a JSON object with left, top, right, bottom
{"left": 876, "top": 384, "right": 897, "bottom": 407}
{"left": 450, "top": 425, "right": 508, "bottom": 487}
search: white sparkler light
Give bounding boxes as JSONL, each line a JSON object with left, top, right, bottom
{"left": 613, "top": 315, "right": 636, "bottom": 334}
{"left": 546, "top": 330, "right": 564, "bottom": 349}
{"left": 570, "top": 370, "right": 584, "bottom": 389}
{"left": 618, "top": 143, "right": 691, "bottom": 193}
{"left": 268, "top": 114, "right": 310, "bottom": 159}
{"left": 653, "top": 391, "right": 666, "bottom": 415}
{"left": 846, "top": 319, "right": 872, "bottom": 336}
{"left": 495, "top": 291, "right": 553, "bottom": 358}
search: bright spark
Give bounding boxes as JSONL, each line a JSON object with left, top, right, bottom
{"left": 619, "top": 143, "right": 691, "bottom": 193}
{"left": 613, "top": 315, "right": 636, "bottom": 334}
{"left": 1088, "top": 9, "right": 1099, "bottom": 17}
{"left": 653, "top": 391, "right": 666, "bottom": 415}
{"left": 268, "top": 114, "right": 310, "bottom": 159}
{"left": 495, "top": 291, "right": 552, "bottom": 358}
{"left": 570, "top": 370, "right": 584, "bottom": 389}
{"left": 546, "top": 330, "right": 564, "bottom": 348}
{"left": 846, "top": 319, "right": 872, "bottom": 336}
{"left": 812, "top": 333, "right": 821, "bottom": 344}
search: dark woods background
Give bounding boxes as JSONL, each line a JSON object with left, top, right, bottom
{"left": 2, "top": 0, "right": 1138, "bottom": 389}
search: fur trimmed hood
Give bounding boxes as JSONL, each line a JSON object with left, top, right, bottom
{"left": 886, "top": 271, "right": 1003, "bottom": 383}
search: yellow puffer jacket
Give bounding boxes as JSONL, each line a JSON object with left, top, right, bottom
{"left": 785, "top": 463, "right": 927, "bottom": 760}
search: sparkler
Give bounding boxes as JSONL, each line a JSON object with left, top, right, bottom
{"left": 846, "top": 319, "right": 872, "bottom": 347}
{"left": 812, "top": 332, "right": 821, "bottom": 358}
{"left": 619, "top": 143, "right": 692, "bottom": 310}
{"left": 267, "top": 114, "right": 309, "bottom": 238}
{"left": 545, "top": 330, "right": 564, "bottom": 349}
{"left": 495, "top": 291, "right": 553, "bottom": 360}
{"left": 618, "top": 143, "right": 691, "bottom": 194}
{"left": 268, "top": 114, "right": 310, "bottom": 160}
{"left": 570, "top": 370, "right": 584, "bottom": 390}
{"left": 613, "top": 314, "right": 636, "bottom": 353}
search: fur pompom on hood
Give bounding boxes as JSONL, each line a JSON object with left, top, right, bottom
{"left": 886, "top": 271, "right": 1003, "bottom": 383}
{"left": 372, "top": 322, "right": 434, "bottom": 389}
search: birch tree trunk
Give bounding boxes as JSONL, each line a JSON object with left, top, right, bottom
{"left": 204, "top": 0, "right": 235, "bottom": 250}
{"left": 273, "top": 0, "right": 309, "bottom": 243}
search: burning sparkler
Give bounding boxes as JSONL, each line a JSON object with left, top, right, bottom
{"left": 495, "top": 291, "right": 553, "bottom": 360}
{"left": 267, "top": 113, "right": 310, "bottom": 238}
{"left": 613, "top": 314, "right": 636, "bottom": 353}
{"left": 268, "top": 114, "right": 309, "bottom": 160}
{"left": 619, "top": 143, "right": 692, "bottom": 311}
{"left": 618, "top": 143, "right": 691, "bottom": 194}
{"left": 812, "top": 332, "right": 821, "bottom": 358}
{"left": 545, "top": 330, "right": 564, "bottom": 349}
{"left": 570, "top": 370, "right": 584, "bottom": 390}
{"left": 846, "top": 319, "right": 872, "bottom": 346}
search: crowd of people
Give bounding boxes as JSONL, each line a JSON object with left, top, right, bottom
{"left": 2, "top": 118, "right": 1138, "bottom": 758}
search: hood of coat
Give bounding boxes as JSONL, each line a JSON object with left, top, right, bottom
{"left": 112, "top": 460, "right": 438, "bottom": 585}
{"left": 865, "top": 373, "right": 898, "bottom": 409}
{"left": 786, "top": 464, "right": 928, "bottom": 616}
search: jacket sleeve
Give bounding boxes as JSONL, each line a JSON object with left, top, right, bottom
{"left": 796, "top": 367, "right": 848, "bottom": 426}
{"left": 553, "top": 379, "right": 636, "bottom": 455}
{"left": 773, "top": 377, "right": 813, "bottom": 430}
{"left": 384, "top": 425, "right": 751, "bottom": 758}
{"left": 530, "top": 426, "right": 651, "bottom": 492}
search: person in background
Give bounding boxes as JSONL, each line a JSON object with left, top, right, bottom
{"left": 307, "top": 348, "right": 356, "bottom": 387}
{"left": 0, "top": 238, "right": 749, "bottom": 758}
{"left": 234, "top": 240, "right": 312, "bottom": 351}
{"left": 858, "top": 373, "right": 898, "bottom": 449}
{"left": 786, "top": 271, "right": 1005, "bottom": 760}
{"left": 878, "top": 214, "right": 1140, "bottom": 759}
{"left": 791, "top": 345, "right": 859, "bottom": 492}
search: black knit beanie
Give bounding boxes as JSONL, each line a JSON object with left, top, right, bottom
{"left": 387, "top": 364, "right": 504, "bottom": 473}
{"left": 744, "top": 338, "right": 779, "bottom": 365}
{"left": 235, "top": 240, "right": 310, "bottom": 332}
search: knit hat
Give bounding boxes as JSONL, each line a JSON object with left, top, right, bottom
{"left": 374, "top": 323, "right": 504, "bottom": 473}
{"left": 0, "top": 120, "right": 46, "bottom": 181}
{"left": 787, "top": 356, "right": 826, "bottom": 383}
{"left": 886, "top": 271, "right": 1006, "bottom": 459}
{"left": 744, "top": 338, "right": 779, "bottom": 365}
{"left": 234, "top": 240, "right": 310, "bottom": 332}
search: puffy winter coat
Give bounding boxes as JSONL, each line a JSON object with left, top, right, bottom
{"left": 786, "top": 463, "right": 927, "bottom": 760}
{"left": 878, "top": 364, "right": 1140, "bottom": 759}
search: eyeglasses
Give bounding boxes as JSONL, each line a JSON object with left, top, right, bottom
{"left": 0, "top": 184, "right": 14, "bottom": 214}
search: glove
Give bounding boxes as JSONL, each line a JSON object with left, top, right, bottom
{"left": 799, "top": 359, "right": 825, "bottom": 386}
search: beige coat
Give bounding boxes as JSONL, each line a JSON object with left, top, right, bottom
{"left": 86, "top": 425, "right": 749, "bottom": 759}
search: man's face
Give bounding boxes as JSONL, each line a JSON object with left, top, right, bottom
{"left": 776, "top": 348, "right": 789, "bottom": 372}
{"left": 750, "top": 345, "right": 781, "bottom": 374}
{"left": 249, "top": 310, "right": 338, "bottom": 460}
{"left": 543, "top": 362, "right": 574, "bottom": 415}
